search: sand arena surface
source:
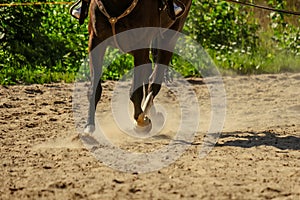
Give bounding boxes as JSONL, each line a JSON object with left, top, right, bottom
{"left": 0, "top": 73, "right": 299, "bottom": 199}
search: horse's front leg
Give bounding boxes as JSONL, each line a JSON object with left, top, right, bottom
{"left": 85, "top": 40, "right": 106, "bottom": 134}
{"left": 130, "top": 49, "right": 152, "bottom": 131}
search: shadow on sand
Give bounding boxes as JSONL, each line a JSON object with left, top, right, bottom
{"left": 217, "top": 130, "right": 300, "bottom": 150}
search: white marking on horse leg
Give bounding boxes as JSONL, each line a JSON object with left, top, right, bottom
{"left": 142, "top": 91, "right": 153, "bottom": 115}
{"left": 84, "top": 124, "right": 95, "bottom": 134}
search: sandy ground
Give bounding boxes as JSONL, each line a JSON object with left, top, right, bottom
{"left": 0, "top": 73, "right": 299, "bottom": 200}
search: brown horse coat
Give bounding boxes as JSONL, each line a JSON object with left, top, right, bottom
{"left": 84, "top": 0, "right": 192, "bottom": 133}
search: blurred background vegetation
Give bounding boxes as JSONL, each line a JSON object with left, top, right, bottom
{"left": 0, "top": 0, "right": 299, "bottom": 84}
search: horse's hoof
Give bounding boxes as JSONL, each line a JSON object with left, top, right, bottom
{"left": 134, "top": 120, "right": 152, "bottom": 133}
{"left": 84, "top": 124, "right": 95, "bottom": 134}
{"left": 134, "top": 114, "right": 152, "bottom": 133}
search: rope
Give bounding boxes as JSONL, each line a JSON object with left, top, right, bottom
{"left": 2, "top": 1, "right": 300, "bottom": 16}
{"left": 225, "top": 0, "right": 300, "bottom": 16}
{"left": 0, "top": 0, "right": 300, "bottom": 15}
{"left": 0, "top": 2, "right": 72, "bottom": 7}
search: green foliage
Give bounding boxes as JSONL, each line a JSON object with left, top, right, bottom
{"left": 182, "top": 0, "right": 299, "bottom": 75}
{"left": 0, "top": 0, "right": 299, "bottom": 85}
{"left": 102, "top": 48, "right": 134, "bottom": 80}
{"left": 0, "top": 0, "right": 88, "bottom": 84}
{"left": 267, "top": 0, "right": 300, "bottom": 56}
{"left": 184, "top": 0, "right": 260, "bottom": 51}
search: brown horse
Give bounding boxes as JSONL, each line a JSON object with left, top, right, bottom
{"left": 85, "top": 0, "right": 192, "bottom": 133}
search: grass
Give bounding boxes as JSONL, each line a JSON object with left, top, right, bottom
{"left": 211, "top": 49, "right": 300, "bottom": 75}
{"left": 1, "top": 24, "right": 299, "bottom": 85}
{"left": 0, "top": 66, "right": 76, "bottom": 85}
{"left": 1, "top": 47, "right": 299, "bottom": 85}
{"left": 209, "top": 28, "right": 300, "bottom": 75}
{"left": 171, "top": 35, "right": 300, "bottom": 77}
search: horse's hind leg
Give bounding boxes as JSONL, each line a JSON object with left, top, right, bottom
{"left": 85, "top": 38, "right": 106, "bottom": 133}
{"left": 147, "top": 21, "right": 183, "bottom": 101}
{"left": 130, "top": 49, "right": 152, "bottom": 128}
{"left": 142, "top": 50, "right": 171, "bottom": 115}
{"left": 142, "top": 26, "right": 182, "bottom": 118}
{"left": 142, "top": 37, "right": 174, "bottom": 114}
